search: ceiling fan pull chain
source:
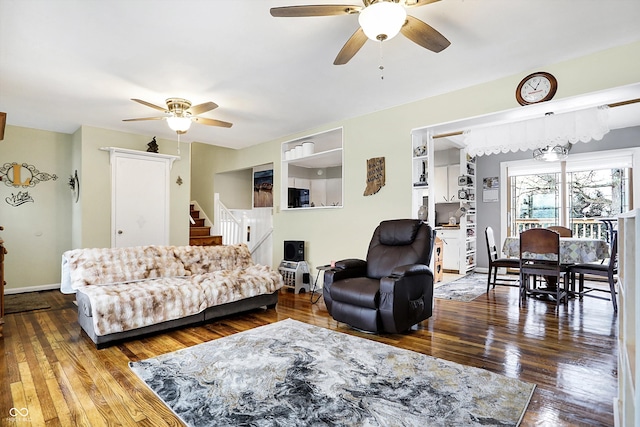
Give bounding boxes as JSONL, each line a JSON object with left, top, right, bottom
{"left": 177, "top": 133, "right": 181, "bottom": 155}
{"left": 379, "top": 41, "right": 385, "bottom": 80}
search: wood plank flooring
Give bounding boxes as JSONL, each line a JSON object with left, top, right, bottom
{"left": 0, "top": 281, "right": 617, "bottom": 426}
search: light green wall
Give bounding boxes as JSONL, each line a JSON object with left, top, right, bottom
{"left": 77, "top": 126, "right": 191, "bottom": 248}
{"left": 190, "top": 141, "right": 220, "bottom": 217}
{"left": 2, "top": 41, "right": 638, "bottom": 292}
{"left": 0, "top": 126, "right": 72, "bottom": 291}
{"left": 70, "top": 128, "right": 82, "bottom": 248}
{"left": 0, "top": 125, "right": 191, "bottom": 292}
{"left": 193, "top": 41, "right": 640, "bottom": 276}
{"left": 214, "top": 169, "right": 253, "bottom": 210}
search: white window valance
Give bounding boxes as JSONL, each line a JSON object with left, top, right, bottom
{"left": 463, "top": 106, "right": 610, "bottom": 157}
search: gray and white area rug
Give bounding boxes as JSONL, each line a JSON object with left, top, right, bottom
{"left": 130, "top": 319, "right": 535, "bottom": 426}
{"left": 434, "top": 273, "right": 492, "bottom": 302}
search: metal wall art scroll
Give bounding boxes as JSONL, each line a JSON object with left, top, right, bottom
{"left": 68, "top": 170, "right": 80, "bottom": 203}
{"left": 363, "top": 157, "right": 385, "bottom": 196}
{"left": 1, "top": 162, "right": 57, "bottom": 188}
{"left": 1, "top": 162, "right": 58, "bottom": 206}
{"left": 6, "top": 191, "right": 34, "bottom": 207}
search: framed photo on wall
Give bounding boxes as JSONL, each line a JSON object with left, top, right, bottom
{"left": 253, "top": 169, "right": 273, "bottom": 208}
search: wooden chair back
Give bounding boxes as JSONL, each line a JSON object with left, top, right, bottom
{"left": 519, "top": 228, "right": 569, "bottom": 304}
{"left": 485, "top": 226, "right": 499, "bottom": 262}
{"left": 520, "top": 228, "right": 560, "bottom": 263}
{"left": 546, "top": 226, "right": 573, "bottom": 237}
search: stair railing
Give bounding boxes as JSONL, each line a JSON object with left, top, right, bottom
{"left": 213, "top": 194, "right": 273, "bottom": 266}
{"left": 213, "top": 194, "right": 243, "bottom": 245}
{"left": 190, "top": 200, "right": 211, "bottom": 230}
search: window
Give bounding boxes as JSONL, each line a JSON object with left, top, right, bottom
{"left": 510, "top": 171, "right": 561, "bottom": 234}
{"left": 568, "top": 168, "right": 629, "bottom": 238}
{"left": 503, "top": 149, "right": 633, "bottom": 240}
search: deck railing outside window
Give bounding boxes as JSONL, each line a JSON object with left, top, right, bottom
{"left": 514, "top": 218, "right": 610, "bottom": 240}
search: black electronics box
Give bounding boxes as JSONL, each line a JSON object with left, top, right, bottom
{"left": 284, "top": 240, "right": 305, "bottom": 262}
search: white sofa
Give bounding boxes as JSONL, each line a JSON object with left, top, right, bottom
{"left": 61, "top": 244, "right": 283, "bottom": 347}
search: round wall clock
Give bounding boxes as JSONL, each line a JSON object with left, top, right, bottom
{"left": 516, "top": 72, "right": 558, "bottom": 106}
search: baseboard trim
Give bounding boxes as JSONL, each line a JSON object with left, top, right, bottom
{"left": 4, "top": 283, "right": 61, "bottom": 295}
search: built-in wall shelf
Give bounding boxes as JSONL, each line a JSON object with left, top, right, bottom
{"left": 410, "top": 131, "right": 476, "bottom": 274}
{"left": 281, "top": 128, "right": 343, "bottom": 210}
{"left": 99, "top": 146, "right": 180, "bottom": 166}
{"left": 282, "top": 148, "right": 342, "bottom": 169}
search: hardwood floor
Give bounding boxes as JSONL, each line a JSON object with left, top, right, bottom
{"left": 0, "top": 281, "right": 617, "bottom": 426}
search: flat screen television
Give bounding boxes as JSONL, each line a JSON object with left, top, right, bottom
{"left": 288, "top": 187, "right": 310, "bottom": 208}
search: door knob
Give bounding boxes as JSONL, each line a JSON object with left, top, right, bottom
{"left": 117, "top": 230, "right": 123, "bottom": 235}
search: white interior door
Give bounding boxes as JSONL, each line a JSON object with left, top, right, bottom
{"left": 112, "top": 152, "right": 170, "bottom": 247}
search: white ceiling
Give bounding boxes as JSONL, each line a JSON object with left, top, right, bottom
{"left": 1, "top": 0, "right": 639, "bottom": 149}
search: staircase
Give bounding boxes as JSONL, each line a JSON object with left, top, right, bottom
{"left": 189, "top": 204, "right": 222, "bottom": 246}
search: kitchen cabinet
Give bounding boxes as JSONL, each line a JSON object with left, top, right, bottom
{"left": 310, "top": 179, "right": 325, "bottom": 207}
{"left": 435, "top": 165, "right": 460, "bottom": 203}
{"left": 288, "top": 177, "right": 310, "bottom": 190}
{"left": 437, "top": 228, "right": 460, "bottom": 272}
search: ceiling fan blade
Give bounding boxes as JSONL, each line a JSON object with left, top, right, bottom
{"left": 0, "top": 112, "right": 6, "bottom": 141}
{"left": 131, "top": 98, "right": 168, "bottom": 112}
{"left": 405, "top": 0, "right": 441, "bottom": 7}
{"left": 122, "top": 117, "right": 165, "bottom": 122}
{"left": 334, "top": 27, "right": 368, "bottom": 65}
{"left": 188, "top": 101, "right": 218, "bottom": 116}
{"left": 193, "top": 117, "right": 233, "bottom": 128}
{"left": 400, "top": 15, "right": 450, "bottom": 53}
{"left": 270, "top": 5, "right": 361, "bottom": 17}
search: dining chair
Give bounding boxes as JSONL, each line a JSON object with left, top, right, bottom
{"left": 567, "top": 231, "right": 618, "bottom": 312}
{"left": 519, "top": 228, "right": 569, "bottom": 305}
{"left": 485, "top": 226, "right": 519, "bottom": 292}
{"left": 546, "top": 226, "right": 573, "bottom": 237}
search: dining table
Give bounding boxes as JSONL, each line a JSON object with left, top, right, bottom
{"left": 502, "top": 236, "right": 610, "bottom": 296}
{"left": 502, "top": 236, "right": 610, "bottom": 265}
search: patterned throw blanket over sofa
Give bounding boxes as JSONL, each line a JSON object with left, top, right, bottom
{"left": 61, "top": 244, "right": 283, "bottom": 347}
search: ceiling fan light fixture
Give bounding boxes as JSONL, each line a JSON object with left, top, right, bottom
{"left": 166, "top": 115, "right": 192, "bottom": 133}
{"left": 533, "top": 143, "right": 571, "bottom": 162}
{"left": 358, "top": 1, "right": 407, "bottom": 42}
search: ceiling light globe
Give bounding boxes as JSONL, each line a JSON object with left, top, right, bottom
{"left": 359, "top": 1, "right": 407, "bottom": 42}
{"left": 166, "top": 116, "right": 192, "bottom": 133}
{"left": 533, "top": 143, "right": 571, "bottom": 162}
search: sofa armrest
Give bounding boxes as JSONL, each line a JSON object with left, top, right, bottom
{"left": 335, "top": 258, "right": 367, "bottom": 271}
{"left": 389, "top": 263, "right": 430, "bottom": 278}
{"left": 322, "top": 258, "right": 367, "bottom": 313}
{"left": 325, "top": 258, "right": 367, "bottom": 282}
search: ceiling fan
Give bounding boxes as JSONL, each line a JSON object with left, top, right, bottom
{"left": 123, "top": 98, "right": 233, "bottom": 134}
{"left": 270, "top": 0, "right": 450, "bottom": 65}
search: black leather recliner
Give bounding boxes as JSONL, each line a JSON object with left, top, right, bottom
{"left": 323, "top": 219, "right": 436, "bottom": 333}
